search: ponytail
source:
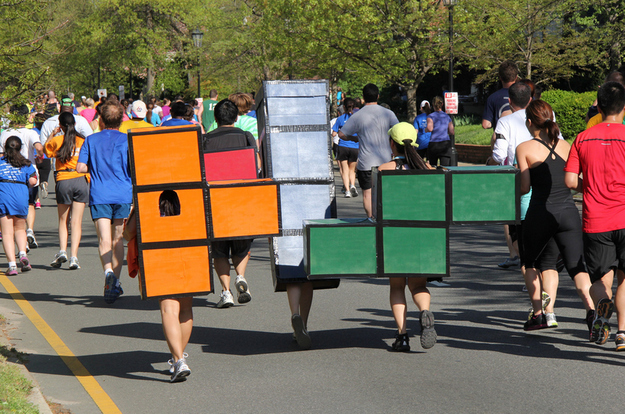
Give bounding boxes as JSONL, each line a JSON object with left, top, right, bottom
{"left": 400, "top": 139, "right": 429, "bottom": 170}
{"left": 2, "top": 136, "right": 31, "bottom": 168}
{"left": 57, "top": 112, "right": 84, "bottom": 164}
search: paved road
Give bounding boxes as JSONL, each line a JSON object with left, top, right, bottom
{"left": 1, "top": 168, "right": 624, "bottom": 413}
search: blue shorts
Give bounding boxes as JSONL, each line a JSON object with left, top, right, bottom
{"left": 90, "top": 203, "right": 132, "bottom": 221}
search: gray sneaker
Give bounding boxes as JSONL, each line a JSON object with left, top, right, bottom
{"left": 350, "top": 185, "right": 358, "bottom": 197}
{"left": 51, "top": 251, "right": 68, "bottom": 268}
{"left": 68, "top": 257, "right": 80, "bottom": 270}
{"left": 170, "top": 358, "right": 190, "bottom": 383}
{"left": 235, "top": 275, "right": 251, "bottom": 304}
{"left": 545, "top": 312, "right": 558, "bottom": 328}
{"left": 216, "top": 290, "right": 234, "bottom": 308}
{"left": 419, "top": 310, "right": 437, "bottom": 349}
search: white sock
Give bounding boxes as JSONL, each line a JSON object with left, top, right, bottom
{"left": 8, "top": 261, "right": 16, "bottom": 267}
{"left": 18, "top": 251, "right": 26, "bottom": 257}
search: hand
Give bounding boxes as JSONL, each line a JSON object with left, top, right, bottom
{"left": 52, "top": 125, "right": 62, "bottom": 136}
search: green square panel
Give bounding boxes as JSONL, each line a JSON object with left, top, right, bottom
{"left": 383, "top": 227, "right": 447, "bottom": 275}
{"left": 305, "top": 219, "right": 377, "bottom": 275}
{"left": 380, "top": 174, "right": 446, "bottom": 221}
{"left": 452, "top": 172, "right": 516, "bottom": 222}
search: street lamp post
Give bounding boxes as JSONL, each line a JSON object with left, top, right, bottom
{"left": 443, "top": 0, "right": 458, "bottom": 166}
{"left": 191, "top": 28, "right": 204, "bottom": 98}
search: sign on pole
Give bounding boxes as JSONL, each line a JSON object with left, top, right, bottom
{"left": 445, "top": 92, "right": 459, "bottom": 115}
{"left": 119, "top": 85, "right": 125, "bottom": 100}
{"left": 97, "top": 89, "right": 107, "bottom": 99}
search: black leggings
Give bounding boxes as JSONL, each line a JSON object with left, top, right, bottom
{"left": 523, "top": 202, "right": 586, "bottom": 278}
{"left": 427, "top": 141, "right": 451, "bottom": 167}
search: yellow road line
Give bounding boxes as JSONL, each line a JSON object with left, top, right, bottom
{"left": 0, "top": 274, "right": 122, "bottom": 414}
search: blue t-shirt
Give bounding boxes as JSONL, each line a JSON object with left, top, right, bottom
{"left": 482, "top": 87, "right": 510, "bottom": 129}
{"left": 427, "top": 111, "right": 451, "bottom": 143}
{"left": 413, "top": 113, "right": 431, "bottom": 149}
{"left": 333, "top": 113, "right": 359, "bottom": 149}
{"left": 78, "top": 129, "right": 132, "bottom": 206}
{"left": 0, "top": 158, "right": 36, "bottom": 216}
{"left": 161, "top": 118, "right": 194, "bottom": 127}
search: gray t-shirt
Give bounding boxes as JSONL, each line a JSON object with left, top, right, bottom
{"left": 339, "top": 104, "right": 399, "bottom": 171}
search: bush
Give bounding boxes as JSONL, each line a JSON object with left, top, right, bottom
{"left": 541, "top": 90, "right": 596, "bottom": 141}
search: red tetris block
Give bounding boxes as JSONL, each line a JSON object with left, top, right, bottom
{"left": 204, "top": 147, "right": 257, "bottom": 182}
{"left": 208, "top": 179, "right": 280, "bottom": 239}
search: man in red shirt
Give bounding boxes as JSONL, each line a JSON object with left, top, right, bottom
{"left": 565, "top": 81, "right": 625, "bottom": 351}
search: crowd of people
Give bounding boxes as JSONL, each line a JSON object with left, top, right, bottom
{"left": 485, "top": 60, "right": 625, "bottom": 352}
{"left": 1, "top": 64, "right": 624, "bottom": 383}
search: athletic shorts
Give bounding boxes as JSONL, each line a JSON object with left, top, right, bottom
{"left": 337, "top": 146, "right": 358, "bottom": 163}
{"left": 211, "top": 239, "right": 253, "bottom": 259}
{"left": 56, "top": 176, "right": 89, "bottom": 205}
{"left": 583, "top": 229, "right": 625, "bottom": 283}
{"left": 356, "top": 169, "right": 373, "bottom": 190}
{"left": 90, "top": 203, "right": 132, "bottom": 221}
{"left": 28, "top": 186, "right": 38, "bottom": 205}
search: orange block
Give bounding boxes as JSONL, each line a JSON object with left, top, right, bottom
{"left": 141, "top": 245, "right": 212, "bottom": 298}
{"left": 136, "top": 189, "right": 208, "bottom": 243}
{"left": 209, "top": 179, "right": 280, "bottom": 239}
{"left": 130, "top": 126, "right": 203, "bottom": 186}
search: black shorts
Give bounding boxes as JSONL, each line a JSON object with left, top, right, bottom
{"left": 356, "top": 169, "right": 373, "bottom": 190}
{"left": 337, "top": 146, "right": 358, "bottom": 163}
{"left": 211, "top": 239, "right": 253, "bottom": 259}
{"left": 56, "top": 176, "right": 89, "bottom": 204}
{"left": 583, "top": 229, "right": 625, "bottom": 283}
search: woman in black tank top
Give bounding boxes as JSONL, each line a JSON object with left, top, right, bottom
{"left": 516, "top": 100, "right": 594, "bottom": 333}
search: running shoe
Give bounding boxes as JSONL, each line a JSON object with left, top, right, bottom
{"left": 26, "top": 229, "right": 38, "bottom": 249}
{"left": 103, "top": 272, "right": 123, "bottom": 304}
{"left": 545, "top": 312, "right": 558, "bottom": 328}
{"left": 391, "top": 332, "right": 410, "bottom": 352}
{"left": 524, "top": 313, "right": 548, "bottom": 331}
{"left": 234, "top": 275, "right": 251, "bottom": 304}
{"left": 344, "top": 190, "right": 352, "bottom": 198}
{"left": 586, "top": 309, "right": 595, "bottom": 341}
{"left": 616, "top": 333, "right": 625, "bottom": 352}
{"left": 18, "top": 254, "right": 31, "bottom": 272}
{"left": 527, "top": 291, "right": 551, "bottom": 321}
{"left": 34, "top": 201, "right": 41, "bottom": 209}
{"left": 5, "top": 266, "right": 18, "bottom": 276}
{"left": 50, "top": 250, "right": 68, "bottom": 268}
{"left": 0, "top": 231, "right": 2, "bottom": 241}
{"left": 420, "top": 310, "right": 437, "bottom": 349}
{"left": 170, "top": 359, "right": 190, "bottom": 383}
{"left": 350, "top": 185, "right": 358, "bottom": 197}
{"left": 168, "top": 353, "right": 189, "bottom": 374}
{"left": 40, "top": 181, "right": 48, "bottom": 199}
{"left": 498, "top": 256, "right": 519, "bottom": 268}
{"left": 216, "top": 290, "right": 234, "bottom": 308}
{"left": 592, "top": 298, "right": 614, "bottom": 345}
{"left": 68, "top": 257, "right": 80, "bottom": 270}
{"left": 291, "top": 313, "right": 311, "bottom": 350}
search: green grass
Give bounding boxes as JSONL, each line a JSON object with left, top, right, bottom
{"left": 455, "top": 123, "right": 492, "bottom": 146}
{"left": 0, "top": 315, "right": 38, "bottom": 414}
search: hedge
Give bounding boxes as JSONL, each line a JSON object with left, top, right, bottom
{"left": 541, "top": 90, "right": 596, "bottom": 141}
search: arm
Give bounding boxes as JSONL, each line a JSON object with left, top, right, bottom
{"left": 482, "top": 119, "right": 492, "bottom": 129}
{"left": 426, "top": 118, "right": 433, "bottom": 132}
{"left": 447, "top": 120, "right": 454, "bottom": 136}
{"left": 76, "top": 162, "right": 88, "bottom": 173}
{"left": 34, "top": 142, "right": 44, "bottom": 162}
{"left": 565, "top": 172, "right": 583, "bottom": 193}
{"left": 516, "top": 144, "right": 531, "bottom": 195}
{"left": 337, "top": 130, "right": 358, "bottom": 142}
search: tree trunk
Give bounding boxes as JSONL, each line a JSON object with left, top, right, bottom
{"left": 145, "top": 67, "right": 155, "bottom": 97}
{"left": 406, "top": 84, "right": 417, "bottom": 122}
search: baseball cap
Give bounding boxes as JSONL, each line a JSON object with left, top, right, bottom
{"left": 420, "top": 100, "right": 429, "bottom": 109}
{"left": 130, "top": 100, "right": 147, "bottom": 119}
{"left": 61, "top": 96, "right": 75, "bottom": 107}
{"left": 388, "top": 122, "right": 418, "bottom": 147}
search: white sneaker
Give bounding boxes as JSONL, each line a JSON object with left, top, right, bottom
{"left": 545, "top": 312, "right": 558, "bottom": 328}
{"left": 51, "top": 250, "right": 68, "bottom": 268}
{"left": 170, "top": 358, "right": 190, "bottom": 383}
{"left": 235, "top": 275, "right": 251, "bottom": 304}
{"left": 344, "top": 190, "right": 352, "bottom": 198}
{"left": 26, "top": 229, "right": 38, "bottom": 249}
{"left": 68, "top": 256, "right": 80, "bottom": 270}
{"left": 168, "top": 352, "right": 188, "bottom": 374}
{"left": 350, "top": 185, "right": 358, "bottom": 197}
{"left": 216, "top": 290, "right": 234, "bottom": 308}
